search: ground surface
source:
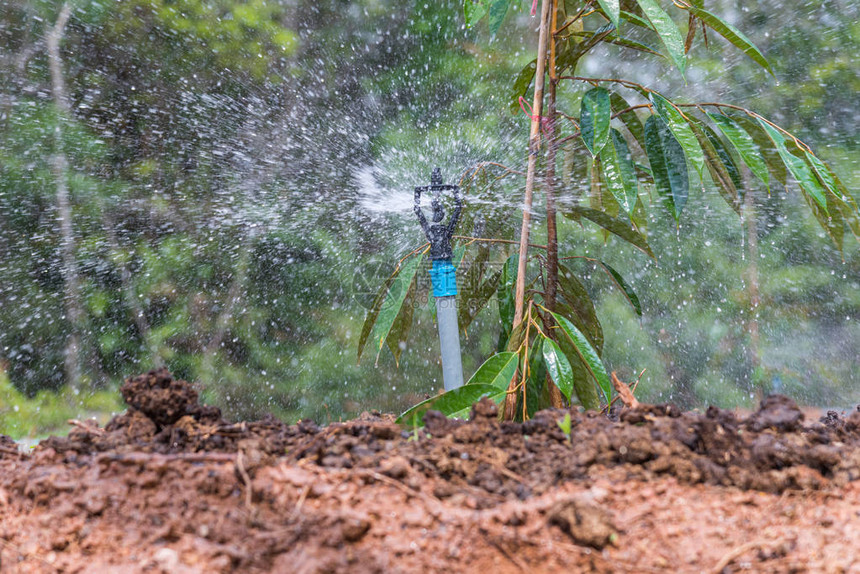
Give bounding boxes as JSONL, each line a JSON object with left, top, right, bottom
{"left": 1, "top": 368, "right": 859, "bottom": 573}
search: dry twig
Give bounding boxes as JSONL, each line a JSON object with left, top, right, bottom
{"left": 610, "top": 372, "right": 640, "bottom": 409}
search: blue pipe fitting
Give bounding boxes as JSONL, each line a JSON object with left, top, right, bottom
{"left": 429, "top": 259, "right": 457, "bottom": 298}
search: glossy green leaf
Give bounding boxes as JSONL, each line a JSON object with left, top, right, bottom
{"left": 464, "top": 0, "right": 489, "bottom": 27}
{"left": 396, "top": 383, "right": 501, "bottom": 427}
{"left": 689, "top": 120, "right": 740, "bottom": 214}
{"left": 580, "top": 87, "right": 612, "bottom": 156}
{"left": 550, "top": 311, "right": 612, "bottom": 404}
{"left": 610, "top": 91, "right": 645, "bottom": 149}
{"left": 385, "top": 279, "right": 417, "bottom": 365}
{"left": 701, "top": 121, "right": 743, "bottom": 190}
{"left": 634, "top": 0, "right": 686, "bottom": 75}
{"left": 650, "top": 93, "right": 704, "bottom": 175}
{"left": 828, "top": 172, "right": 860, "bottom": 240}
{"left": 619, "top": 9, "right": 654, "bottom": 30}
{"left": 562, "top": 138, "right": 590, "bottom": 201}
{"left": 367, "top": 254, "right": 424, "bottom": 363}
{"left": 525, "top": 337, "right": 549, "bottom": 418}
{"left": 600, "top": 128, "right": 639, "bottom": 213}
{"left": 555, "top": 334, "right": 600, "bottom": 410}
{"left": 595, "top": 0, "right": 621, "bottom": 29}
{"left": 596, "top": 260, "right": 642, "bottom": 316}
{"left": 570, "top": 30, "right": 662, "bottom": 56}
{"left": 758, "top": 120, "right": 827, "bottom": 212}
{"left": 557, "top": 263, "right": 603, "bottom": 352}
{"left": 682, "top": 4, "right": 773, "bottom": 75}
{"left": 396, "top": 351, "right": 518, "bottom": 426}
{"left": 708, "top": 112, "right": 769, "bottom": 189}
{"left": 543, "top": 338, "right": 575, "bottom": 402}
{"left": 357, "top": 254, "right": 419, "bottom": 362}
{"left": 644, "top": 115, "right": 689, "bottom": 220}
{"left": 488, "top": 0, "right": 511, "bottom": 35}
{"left": 467, "top": 351, "right": 520, "bottom": 389}
{"left": 509, "top": 59, "right": 537, "bottom": 114}
{"left": 730, "top": 114, "right": 787, "bottom": 186}
{"left": 563, "top": 205, "right": 656, "bottom": 259}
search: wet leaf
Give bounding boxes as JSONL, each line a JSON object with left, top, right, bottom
{"left": 650, "top": 93, "right": 703, "bottom": 175}
{"left": 550, "top": 311, "right": 611, "bottom": 405}
{"left": 610, "top": 91, "right": 646, "bottom": 149}
{"left": 682, "top": 4, "right": 773, "bottom": 75}
{"left": 562, "top": 205, "right": 656, "bottom": 258}
{"left": 580, "top": 87, "right": 612, "bottom": 156}
{"left": 464, "top": 0, "right": 489, "bottom": 27}
{"left": 364, "top": 254, "right": 425, "bottom": 363}
{"left": 557, "top": 263, "right": 603, "bottom": 352}
{"left": 396, "top": 352, "right": 518, "bottom": 426}
{"left": 758, "top": 120, "right": 827, "bottom": 212}
{"left": 688, "top": 120, "right": 740, "bottom": 214}
{"left": 595, "top": 0, "right": 621, "bottom": 29}
{"left": 600, "top": 128, "right": 639, "bottom": 213}
{"left": 488, "top": 0, "right": 511, "bottom": 35}
{"left": 543, "top": 338, "right": 575, "bottom": 402}
{"left": 595, "top": 260, "right": 642, "bottom": 316}
{"left": 509, "top": 59, "right": 537, "bottom": 114}
{"left": 729, "top": 113, "right": 787, "bottom": 186}
{"left": 644, "top": 115, "right": 688, "bottom": 220}
{"left": 634, "top": 0, "right": 686, "bottom": 75}
{"left": 708, "top": 112, "right": 769, "bottom": 189}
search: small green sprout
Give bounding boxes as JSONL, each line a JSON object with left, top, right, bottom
{"left": 557, "top": 412, "right": 572, "bottom": 443}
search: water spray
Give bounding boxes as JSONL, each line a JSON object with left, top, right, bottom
{"left": 414, "top": 168, "right": 464, "bottom": 391}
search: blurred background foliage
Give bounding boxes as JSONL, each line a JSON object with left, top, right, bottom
{"left": 0, "top": 0, "right": 857, "bottom": 438}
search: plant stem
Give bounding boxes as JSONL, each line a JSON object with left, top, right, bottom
{"left": 513, "top": 0, "right": 552, "bottom": 330}
{"left": 544, "top": 0, "right": 564, "bottom": 408}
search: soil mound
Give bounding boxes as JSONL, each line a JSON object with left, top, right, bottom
{"left": 2, "top": 370, "right": 859, "bottom": 573}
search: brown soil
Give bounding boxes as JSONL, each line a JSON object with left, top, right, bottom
{"left": 2, "top": 368, "right": 859, "bottom": 573}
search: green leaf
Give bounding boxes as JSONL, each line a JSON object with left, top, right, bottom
{"left": 595, "top": 0, "right": 621, "bottom": 29}
{"left": 385, "top": 280, "right": 417, "bottom": 366}
{"left": 563, "top": 205, "right": 656, "bottom": 259}
{"left": 357, "top": 256, "right": 408, "bottom": 361}
{"left": 610, "top": 91, "right": 645, "bottom": 149}
{"left": 634, "top": 0, "right": 686, "bottom": 75}
{"left": 562, "top": 138, "right": 590, "bottom": 203}
{"left": 488, "top": 0, "right": 511, "bottom": 35}
{"left": 701, "top": 120, "right": 743, "bottom": 190}
{"left": 367, "top": 254, "right": 425, "bottom": 363}
{"left": 396, "top": 384, "right": 501, "bottom": 427}
{"left": 496, "top": 253, "right": 518, "bottom": 350}
{"left": 600, "top": 128, "right": 639, "bottom": 213}
{"left": 644, "top": 115, "right": 689, "bottom": 220}
{"left": 828, "top": 171, "right": 860, "bottom": 240}
{"left": 707, "top": 112, "right": 769, "bottom": 189}
{"left": 570, "top": 30, "right": 662, "bottom": 56}
{"left": 650, "top": 93, "right": 704, "bottom": 175}
{"left": 557, "top": 263, "right": 603, "bottom": 352}
{"left": 580, "top": 87, "right": 612, "bottom": 156}
{"left": 509, "top": 59, "right": 537, "bottom": 114}
{"left": 595, "top": 260, "right": 642, "bottom": 316}
{"left": 730, "top": 113, "right": 787, "bottom": 186}
{"left": 619, "top": 9, "right": 654, "bottom": 30}
{"left": 550, "top": 311, "right": 612, "bottom": 404}
{"left": 464, "top": 0, "right": 489, "bottom": 27}
{"left": 525, "top": 338, "right": 549, "bottom": 418}
{"left": 689, "top": 120, "right": 741, "bottom": 214}
{"left": 396, "top": 352, "right": 519, "bottom": 426}
{"left": 682, "top": 4, "right": 773, "bottom": 75}
{"left": 467, "top": 351, "right": 520, "bottom": 389}
{"left": 543, "top": 338, "right": 575, "bottom": 402}
{"left": 757, "top": 120, "right": 827, "bottom": 212}
{"left": 459, "top": 267, "right": 503, "bottom": 335}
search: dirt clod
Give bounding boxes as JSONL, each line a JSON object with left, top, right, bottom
{"left": 548, "top": 497, "right": 617, "bottom": 549}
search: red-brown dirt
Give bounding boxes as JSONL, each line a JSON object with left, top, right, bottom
{"left": 1, "top": 368, "right": 859, "bottom": 573}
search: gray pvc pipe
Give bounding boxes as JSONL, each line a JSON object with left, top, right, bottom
{"left": 435, "top": 295, "right": 464, "bottom": 391}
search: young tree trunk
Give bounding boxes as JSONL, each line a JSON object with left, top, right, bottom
{"left": 543, "top": 0, "right": 564, "bottom": 408}
{"left": 47, "top": 2, "right": 86, "bottom": 393}
{"left": 512, "top": 0, "right": 552, "bottom": 329}
{"left": 505, "top": 0, "right": 552, "bottom": 420}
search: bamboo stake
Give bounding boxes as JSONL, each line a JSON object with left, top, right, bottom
{"left": 512, "top": 0, "right": 552, "bottom": 330}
